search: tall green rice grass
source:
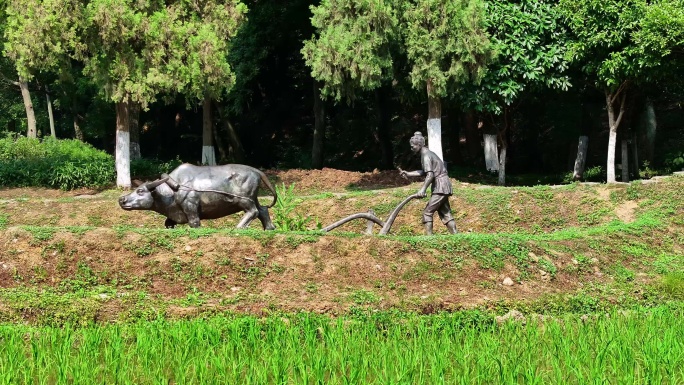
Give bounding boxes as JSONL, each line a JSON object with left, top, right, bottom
{"left": 0, "top": 309, "right": 682, "bottom": 384}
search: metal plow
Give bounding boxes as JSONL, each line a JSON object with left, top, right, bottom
{"left": 321, "top": 193, "right": 421, "bottom": 235}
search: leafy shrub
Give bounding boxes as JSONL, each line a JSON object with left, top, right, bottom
{"left": 131, "top": 157, "right": 184, "bottom": 179}
{"left": 664, "top": 151, "right": 684, "bottom": 171}
{"left": 639, "top": 160, "right": 659, "bottom": 179}
{"left": 562, "top": 165, "right": 604, "bottom": 183}
{"left": 0, "top": 136, "right": 115, "bottom": 190}
{"left": 583, "top": 165, "right": 605, "bottom": 182}
{"left": 0, "top": 134, "right": 47, "bottom": 159}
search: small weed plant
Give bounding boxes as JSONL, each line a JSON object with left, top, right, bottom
{"left": 657, "top": 272, "right": 684, "bottom": 299}
{"left": 273, "top": 183, "right": 320, "bottom": 231}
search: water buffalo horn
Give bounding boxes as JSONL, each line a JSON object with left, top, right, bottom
{"left": 146, "top": 177, "right": 170, "bottom": 190}
{"left": 161, "top": 173, "right": 180, "bottom": 191}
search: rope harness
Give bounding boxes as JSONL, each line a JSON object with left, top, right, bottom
{"left": 161, "top": 174, "right": 256, "bottom": 204}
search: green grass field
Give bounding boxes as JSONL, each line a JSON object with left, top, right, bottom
{"left": 1, "top": 174, "right": 683, "bottom": 384}
{"left": 1, "top": 308, "right": 683, "bottom": 384}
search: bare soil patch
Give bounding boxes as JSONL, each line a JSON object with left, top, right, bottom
{"left": 616, "top": 201, "right": 638, "bottom": 223}
{"left": 265, "top": 168, "right": 411, "bottom": 193}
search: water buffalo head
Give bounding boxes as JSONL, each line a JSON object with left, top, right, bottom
{"left": 118, "top": 177, "right": 169, "bottom": 210}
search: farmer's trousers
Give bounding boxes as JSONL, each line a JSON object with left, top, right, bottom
{"left": 423, "top": 194, "right": 454, "bottom": 224}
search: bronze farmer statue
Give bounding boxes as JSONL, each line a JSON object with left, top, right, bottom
{"left": 400, "top": 132, "right": 458, "bottom": 235}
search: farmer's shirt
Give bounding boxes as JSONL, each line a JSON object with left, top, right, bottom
{"left": 421, "top": 147, "right": 452, "bottom": 195}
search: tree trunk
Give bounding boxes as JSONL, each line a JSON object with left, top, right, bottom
{"left": 426, "top": 79, "right": 444, "bottom": 164}
{"left": 482, "top": 118, "right": 499, "bottom": 172}
{"left": 573, "top": 136, "right": 589, "bottom": 180}
{"left": 640, "top": 99, "right": 656, "bottom": 164}
{"left": 483, "top": 133, "right": 499, "bottom": 171}
{"left": 45, "top": 85, "right": 56, "bottom": 138}
{"left": 375, "top": 86, "right": 394, "bottom": 170}
{"left": 497, "top": 108, "right": 511, "bottom": 186}
{"left": 212, "top": 119, "right": 228, "bottom": 163}
{"left": 73, "top": 116, "right": 84, "bottom": 141}
{"left": 214, "top": 102, "right": 245, "bottom": 164}
{"left": 312, "top": 80, "right": 325, "bottom": 169}
{"left": 498, "top": 145, "right": 507, "bottom": 186}
{"left": 19, "top": 79, "right": 37, "bottom": 138}
{"left": 115, "top": 101, "right": 131, "bottom": 188}
{"left": 631, "top": 131, "right": 640, "bottom": 179}
{"left": 463, "top": 110, "right": 480, "bottom": 166}
{"left": 605, "top": 85, "right": 627, "bottom": 183}
{"left": 202, "top": 96, "right": 216, "bottom": 166}
{"left": 129, "top": 102, "right": 141, "bottom": 160}
{"left": 621, "top": 138, "right": 629, "bottom": 182}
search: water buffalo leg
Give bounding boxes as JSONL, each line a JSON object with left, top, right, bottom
{"left": 236, "top": 205, "right": 259, "bottom": 229}
{"left": 182, "top": 192, "right": 201, "bottom": 228}
{"left": 187, "top": 214, "right": 201, "bottom": 228}
{"left": 257, "top": 206, "right": 276, "bottom": 230}
{"left": 165, "top": 218, "right": 177, "bottom": 229}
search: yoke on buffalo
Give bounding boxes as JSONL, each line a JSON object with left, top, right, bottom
{"left": 119, "top": 163, "right": 277, "bottom": 230}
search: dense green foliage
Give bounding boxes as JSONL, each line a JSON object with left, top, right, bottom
{"left": 1, "top": 309, "right": 683, "bottom": 384}
{"left": 0, "top": 0, "right": 682, "bottom": 180}
{"left": 0, "top": 137, "right": 185, "bottom": 189}
{"left": 302, "top": 0, "right": 398, "bottom": 101}
{"left": 400, "top": 0, "right": 492, "bottom": 98}
{"left": 559, "top": 0, "right": 684, "bottom": 182}
{"left": 463, "top": 0, "right": 570, "bottom": 113}
{"left": 272, "top": 183, "right": 321, "bottom": 231}
{"left": 0, "top": 136, "right": 114, "bottom": 190}
{"left": 4, "top": 0, "right": 248, "bottom": 107}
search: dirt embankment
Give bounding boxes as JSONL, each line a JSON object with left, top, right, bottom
{"left": 0, "top": 226, "right": 598, "bottom": 318}
{"left": 1, "top": 169, "right": 680, "bottom": 320}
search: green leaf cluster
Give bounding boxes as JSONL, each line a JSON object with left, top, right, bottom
{"left": 303, "top": 0, "right": 492, "bottom": 102}
{"left": 0, "top": 136, "right": 114, "bottom": 189}
{"left": 4, "top": 0, "right": 248, "bottom": 107}
{"left": 462, "top": 0, "right": 571, "bottom": 113}
{"left": 559, "top": 0, "right": 684, "bottom": 90}
{"left": 302, "top": 0, "right": 398, "bottom": 102}
{"left": 401, "top": 0, "right": 492, "bottom": 98}
{"left": 3, "top": 0, "right": 83, "bottom": 79}
{"left": 272, "top": 183, "right": 320, "bottom": 231}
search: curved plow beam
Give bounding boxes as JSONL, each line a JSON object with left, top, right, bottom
{"left": 321, "top": 212, "right": 385, "bottom": 233}
{"left": 379, "top": 193, "right": 421, "bottom": 235}
{"left": 322, "top": 193, "right": 421, "bottom": 235}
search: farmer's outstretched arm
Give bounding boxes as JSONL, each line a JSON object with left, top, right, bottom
{"left": 399, "top": 168, "right": 425, "bottom": 179}
{"left": 417, "top": 171, "right": 434, "bottom": 198}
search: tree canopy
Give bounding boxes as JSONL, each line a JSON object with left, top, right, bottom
{"left": 0, "top": 0, "right": 683, "bottom": 185}
{"left": 464, "top": 0, "right": 570, "bottom": 114}
{"left": 302, "top": 0, "right": 398, "bottom": 102}
{"left": 400, "top": 0, "right": 491, "bottom": 99}
{"left": 560, "top": 0, "right": 684, "bottom": 182}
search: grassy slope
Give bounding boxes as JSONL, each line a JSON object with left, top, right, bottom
{"left": 0, "top": 175, "right": 682, "bottom": 325}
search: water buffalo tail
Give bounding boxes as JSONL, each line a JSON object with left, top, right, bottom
{"left": 258, "top": 170, "right": 278, "bottom": 208}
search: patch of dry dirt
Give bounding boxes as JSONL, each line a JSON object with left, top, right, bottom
{"left": 616, "top": 201, "right": 638, "bottom": 223}
{"left": 265, "top": 168, "right": 412, "bottom": 193}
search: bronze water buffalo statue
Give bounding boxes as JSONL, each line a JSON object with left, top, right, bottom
{"left": 119, "top": 163, "right": 277, "bottom": 229}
